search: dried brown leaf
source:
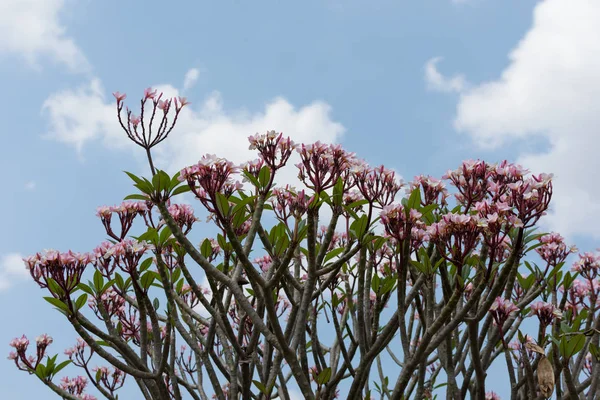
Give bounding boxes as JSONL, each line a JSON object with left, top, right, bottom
{"left": 537, "top": 356, "right": 555, "bottom": 398}
{"left": 525, "top": 342, "right": 546, "bottom": 355}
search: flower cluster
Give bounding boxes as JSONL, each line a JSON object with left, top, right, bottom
{"left": 100, "top": 239, "right": 154, "bottom": 274}
{"left": 88, "top": 288, "right": 126, "bottom": 319}
{"left": 96, "top": 201, "right": 147, "bottom": 240}
{"left": 506, "top": 173, "right": 553, "bottom": 227}
{"left": 241, "top": 158, "right": 265, "bottom": 182}
{"left": 508, "top": 335, "right": 535, "bottom": 366}
{"left": 536, "top": 233, "right": 577, "bottom": 267}
{"left": 296, "top": 142, "right": 358, "bottom": 192}
{"left": 254, "top": 255, "right": 273, "bottom": 273}
{"left": 60, "top": 375, "right": 96, "bottom": 399}
{"left": 271, "top": 186, "right": 314, "bottom": 222}
{"left": 354, "top": 165, "right": 403, "bottom": 206}
{"left": 489, "top": 297, "right": 519, "bottom": 327}
{"left": 24, "top": 250, "right": 94, "bottom": 298}
{"left": 115, "top": 88, "right": 189, "bottom": 150}
{"left": 317, "top": 226, "right": 349, "bottom": 251}
{"left": 8, "top": 334, "right": 53, "bottom": 372}
{"left": 167, "top": 203, "right": 198, "bottom": 234}
{"left": 410, "top": 175, "right": 449, "bottom": 207}
{"left": 444, "top": 160, "right": 490, "bottom": 208}
{"left": 179, "top": 154, "right": 242, "bottom": 217}
{"left": 380, "top": 204, "right": 426, "bottom": 246}
{"left": 180, "top": 284, "right": 211, "bottom": 310}
{"left": 64, "top": 338, "right": 93, "bottom": 368}
{"left": 248, "top": 130, "right": 297, "bottom": 171}
{"left": 200, "top": 238, "right": 221, "bottom": 262}
{"left": 92, "top": 366, "right": 126, "bottom": 393}
{"left": 530, "top": 301, "right": 562, "bottom": 327}
{"left": 572, "top": 251, "right": 600, "bottom": 279}
{"left": 427, "top": 213, "right": 482, "bottom": 267}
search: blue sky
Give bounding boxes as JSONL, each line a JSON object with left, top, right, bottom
{"left": 1, "top": 0, "right": 599, "bottom": 398}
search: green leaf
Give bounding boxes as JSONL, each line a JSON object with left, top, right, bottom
{"left": 140, "top": 271, "right": 155, "bottom": 290}
{"left": 77, "top": 283, "right": 95, "bottom": 296}
{"left": 152, "top": 170, "right": 171, "bottom": 192}
{"left": 53, "top": 360, "right": 71, "bottom": 376}
{"left": 215, "top": 192, "right": 230, "bottom": 218}
{"left": 547, "top": 262, "right": 565, "bottom": 281}
{"left": 332, "top": 178, "right": 344, "bottom": 207}
{"left": 410, "top": 260, "right": 426, "bottom": 275}
{"left": 258, "top": 166, "right": 271, "bottom": 189}
{"left": 43, "top": 297, "right": 69, "bottom": 312}
{"left": 217, "top": 234, "right": 227, "bottom": 249}
{"left": 567, "top": 333, "right": 586, "bottom": 357}
{"left": 176, "top": 278, "right": 185, "bottom": 293}
{"left": 137, "top": 228, "right": 159, "bottom": 243}
{"left": 139, "top": 258, "right": 154, "bottom": 273}
{"left": 200, "top": 239, "right": 213, "bottom": 259}
{"left": 102, "top": 279, "right": 116, "bottom": 293}
{"left": 319, "top": 191, "right": 331, "bottom": 206}
{"left": 171, "top": 184, "right": 191, "bottom": 197}
{"left": 324, "top": 247, "right": 345, "bottom": 263}
{"left": 242, "top": 171, "right": 261, "bottom": 188}
{"left": 93, "top": 270, "right": 104, "bottom": 292}
{"left": 371, "top": 274, "right": 381, "bottom": 293}
{"left": 232, "top": 207, "right": 249, "bottom": 230}
{"left": 124, "top": 194, "right": 150, "bottom": 201}
{"left": 589, "top": 343, "right": 600, "bottom": 360}
{"left": 46, "top": 278, "right": 65, "bottom": 297}
{"left": 380, "top": 277, "right": 395, "bottom": 294}
{"left": 159, "top": 225, "right": 173, "bottom": 245}
{"left": 169, "top": 171, "right": 182, "bottom": 191}
{"left": 252, "top": 380, "right": 268, "bottom": 395}
{"left": 46, "top": 354, "right": 57, "bottom": 372}
{"left": 371, "top": 236, "right": 387, "bottom": 251}
{"left": 171, "top": 267, "right": 181, "bottom": 283}
{"left": 274, "top": 231, "right": 290, "bottom": 257}
{"left": 350, "top": 215, "right": 369, "bottom": 240}
{"left": 420, "top": 204, "right": 438, "bottom": 224}
{"left": 232, "top": 195, "right": 256, "bottom": 215}
{"left": 153, "top": 298, "right": 160, "bottom": 310}
{"left": 331, "top": 293, "right": 340, "bottom": 308}
{"left": 75, "top": 294, "right": 88, "bottom": 311}
{"left": 35, "top": 363, "right": 47, "bottom": 380}
{"left": 124, "top": 171, "right": 153, "bottom": 194}
{"left": 124, "top": 171, "right": 144, "bottom": 185}
{"left": 316, "top": 367, "right": 332, "bottom": 385}
{"left": 406, "top": 188, "right": 421, "bottom": 210}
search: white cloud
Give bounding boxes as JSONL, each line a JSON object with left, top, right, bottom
{"left": 0, "top": 0, "right": 88, "bottom": 72}
{"left": 452, "top": 0, "right": 600, "bottom": 239}
{"left": 424, "top": 57, "right": 467, "bottom": 93}
{"left": 42, "top": 78, "right": 124, "bottom": 155}
{"left": 183, "top": 68, "right": 201, "bottom": 92}
{"left": 42, "top": 77, "right": 346, "bottom": 181}
{"left": 25, "top": 181, "right": 36, "bottom": 190}
{"left": 0, "top": 253, "right": 29, "bottom": 291}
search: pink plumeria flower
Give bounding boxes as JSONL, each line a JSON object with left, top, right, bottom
{"left": 130, "top": 114, "right": 141, "bottom": 127}
{"left": 143, "top": 87, "right": 157, "bottom": 100}
{"left": 112, "top": 92, "right": 126, "bottom": 105}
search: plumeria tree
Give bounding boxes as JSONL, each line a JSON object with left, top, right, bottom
{"left": 9, "top": 87, "right": 600, "bottom": 400}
